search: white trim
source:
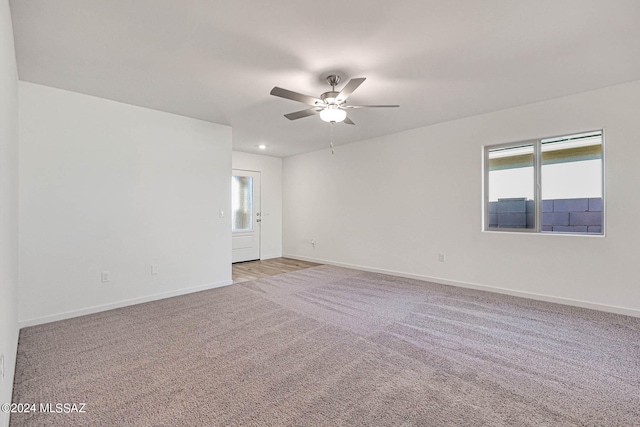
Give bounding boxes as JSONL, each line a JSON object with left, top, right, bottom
{"left": 18, "top": 279, "right": 233, "bottom": 328}
{"left": 283, "top": 253, "right": 640, "bottom": 318}
{"left": 260, "top": 253, "right": 283, "bottom": 260}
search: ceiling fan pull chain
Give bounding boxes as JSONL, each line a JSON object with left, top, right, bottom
{"left": 330, "top": 123, "right": 335, "bottom": 155}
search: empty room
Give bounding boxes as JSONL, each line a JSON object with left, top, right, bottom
{"left": 1, "top": 1, "right": 640, "bottom": 426}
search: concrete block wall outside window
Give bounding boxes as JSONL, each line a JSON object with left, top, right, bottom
{"left": 489, "top": 197, "right": 602, "bottom": 233}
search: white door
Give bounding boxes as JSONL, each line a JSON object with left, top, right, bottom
{"left": 232, "top": 170, "right": 261, "bottom": 263}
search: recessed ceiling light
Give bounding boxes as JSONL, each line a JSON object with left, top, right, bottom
{"left": 258, "top": 144, "right": 267, "bottom": 150}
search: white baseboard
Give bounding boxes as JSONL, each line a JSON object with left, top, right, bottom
{"left": 18, "top": 279, "right": 233, "bottom": 328}
{"left": 283, "top": 253, "right": 640, "bottom": 318}
{"left": 260, "top": 253, "right": 283, "bottom": 260}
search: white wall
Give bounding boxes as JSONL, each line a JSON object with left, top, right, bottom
{"left": 0, "top": 1, "right": 19, "bottom": 425}
{"left": 232, "top": 151, "right": 282, "bottom": 259}
{"left": 19, "top": 82, "right": 232, "bottom": 326}
{"left": 283, "top": 80, "right": 640, "bottom": 317}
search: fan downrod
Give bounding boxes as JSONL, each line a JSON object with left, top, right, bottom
{"left": 326, "top": 75, "right": 341, "bottom": 90}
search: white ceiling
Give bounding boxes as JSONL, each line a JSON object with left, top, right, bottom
{"left": 10, "top": 0, "right": 640, "bottom": 157}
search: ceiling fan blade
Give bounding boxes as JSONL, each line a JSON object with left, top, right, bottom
{"left": 343, "top": 116, "right": 355, "bottom": 125}
{"left": 343, "top": 104, "right": 400, "bottom": 108}
{"left": 336, "top": 78, "right": 366, "bottom": 103}
{"left": 284, "top": 107, "right": 321, "bottom": 120}
{"left": 270, "top": 87, "right": 324, "bottom": 107}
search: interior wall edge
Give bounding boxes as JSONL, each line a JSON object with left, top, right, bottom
{"left": 1, "top": 0, "right": 20, "bottom": 424}
{"left": 282, "top": 253, "right": 640, "bottom": 319}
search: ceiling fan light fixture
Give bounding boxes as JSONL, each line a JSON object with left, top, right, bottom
{"left": 270, "top": 75, "right": 398, "bottom": 125}
{"left": 320, "top": 106, "right": 347, "bottom": 123}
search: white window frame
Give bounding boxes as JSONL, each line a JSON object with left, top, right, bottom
{"left": 483, "top": 130, "right": 604, "bottom": 235}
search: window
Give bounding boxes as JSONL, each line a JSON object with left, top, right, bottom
{"left": 232, "top": 175, "right": 253, "bottom": 232}
{"left": 484, "top": 130, "right": 603, "bottom": 234}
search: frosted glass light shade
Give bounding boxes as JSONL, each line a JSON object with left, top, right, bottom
{"left": 320, "top": 107, "right": 347, "bottom": 123}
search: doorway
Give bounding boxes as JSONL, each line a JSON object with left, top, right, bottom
{"left": 232, "top": 169, "right": 261, "bottom": 263}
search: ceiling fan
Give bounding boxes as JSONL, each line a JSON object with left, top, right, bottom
{"left": 270, "top": 75, "right": 399, "bottom": 125}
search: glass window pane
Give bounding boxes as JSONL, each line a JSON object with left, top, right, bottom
{"left": 541, "top": 131, "right": 603, "bottom": 234}
{"left": 487, "top": 144, "right": 535, "bottom": 229}
{"left": 232, "top": 176, "right": 253, "bottom": 232}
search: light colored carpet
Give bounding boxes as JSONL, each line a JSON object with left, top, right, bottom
{"left": 11, "top": 265, "right": 640, "bottom": 426}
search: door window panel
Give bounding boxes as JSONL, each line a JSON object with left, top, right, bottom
{"left": 232, "top": 176, "right": 253, "bottom": 232}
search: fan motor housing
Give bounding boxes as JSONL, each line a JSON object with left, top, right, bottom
{"left": 320, "top": 91, "right": 341, "bottom": 105}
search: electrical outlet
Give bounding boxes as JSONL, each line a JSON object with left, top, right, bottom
{"left": 101, "top": 271, "right": 110, "bottom": 282}
{"left": 151, "top": 264, "right": 159, "bottom": 275}
{"left": 311, "top": 239, "right": 316, "bottom": 248}
{"left": 438, "top": 253, "right": 446, "bottom": 262}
